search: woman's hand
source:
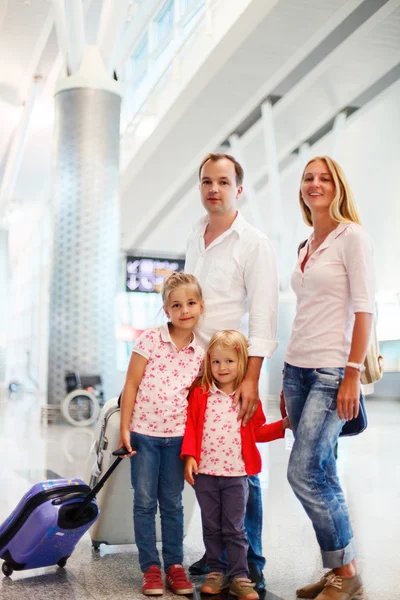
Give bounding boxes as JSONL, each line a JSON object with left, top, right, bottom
{"left": 337, "top": 368, "right": 360, "bottom": 421}
{"left": 117, "top": 429, "right": 136, "bottom": 458}
{"left": 282, "top": 416, "right": 291, "bottom": 431}
{"left": 184, "top": 456, "right": 198, "bottom": 485}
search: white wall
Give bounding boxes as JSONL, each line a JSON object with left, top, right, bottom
{"left": 6, "top": 197, "right": 51, "bottom": 397}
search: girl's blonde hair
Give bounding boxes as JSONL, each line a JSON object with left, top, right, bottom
{"left": 299, "top": 155, "right": 362, "bottom": 227}
{"left": 201, "top": 330, "right": 248, "bottom": 391}
{"left": 161, "top": 272, "right": 203, "bottom": 308}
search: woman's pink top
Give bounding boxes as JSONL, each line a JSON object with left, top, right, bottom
{"left": 285, "top": 222, "right": 375, "bottom": 368}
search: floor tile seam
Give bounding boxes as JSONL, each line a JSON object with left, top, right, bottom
{"left": 59, "top": 568, "right": 99, "bottom": 600}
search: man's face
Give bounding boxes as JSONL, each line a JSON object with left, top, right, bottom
{"left": 199, "top": 158, "right": 242, "bottom": 216}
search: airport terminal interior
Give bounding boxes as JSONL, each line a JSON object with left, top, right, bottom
{"left": 0, "top": 0, "right": 399, "bottom": 599}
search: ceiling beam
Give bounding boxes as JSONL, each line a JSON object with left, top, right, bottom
{"left": 51, "top": 0, "right": 70, "bottom": 73}
{"left": 19, "top": 7, "right": 54, "bottom": 102}
{"left": 42, "top": 0, "right": 93, "bottom": 99}
{"left": 272, "top": 0, "right": 399, "bottom": 159}
{"left": 0, "top": 76, "right": 42, "bottom": 220}
{"left": 65, "top": 0, "right": 86, "bottom": 74}
{"left": 97, "top": 0, "right": 130, "bottom": 73}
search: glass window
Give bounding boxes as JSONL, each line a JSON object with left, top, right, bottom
{"left": 132, "top": 35, "right": 148, "bottom": 85}
{"left": 182, "top": 0, "right": 200, "bottom": 13}
{"left": 155, "top": 0, "right": 174, "bottom": 45}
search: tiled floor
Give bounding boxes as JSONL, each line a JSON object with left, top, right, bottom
{"left": 1, "top": 392, "right": 399, "bottom": 599}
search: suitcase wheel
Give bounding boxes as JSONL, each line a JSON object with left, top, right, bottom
{"left": 2, "top": 562, "right": 13, "bottom": 577}
{"left": 57, "top": 558, "right": 68, "bottom": 568}
{"left": 92, "top": 542, "right": 101, "bottom": 552}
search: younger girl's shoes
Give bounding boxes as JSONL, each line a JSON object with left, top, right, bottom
{"left": 200, "top": 572, "right": 229, "bottom": 594}
{"left": 229, "top": 577, "right": 259, "bottom": 600}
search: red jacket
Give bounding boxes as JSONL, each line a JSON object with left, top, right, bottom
{"left": 181, "top": 386, "right": 284, "bottom": 476}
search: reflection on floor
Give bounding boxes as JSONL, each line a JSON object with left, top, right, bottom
{"left": 1, "top": 392, "right": 399, "bottom": 600}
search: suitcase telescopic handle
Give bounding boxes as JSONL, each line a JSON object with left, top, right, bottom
{"left": 73, "top": 447, "right": 132, "bottom": 520}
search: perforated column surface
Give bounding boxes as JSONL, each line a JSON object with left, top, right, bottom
{"left": 48, "top": 88, "right": 121, "bottom": 404}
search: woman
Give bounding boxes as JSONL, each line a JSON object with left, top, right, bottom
{"left": 282, "top": 156, "right": 374, "bottom": 600}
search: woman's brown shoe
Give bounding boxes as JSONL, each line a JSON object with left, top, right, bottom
{"left": 296, "top": 571, "right": 333, "bottom": 598}
{"left": 314, "top": 573, "right": 364, "bottom": 599}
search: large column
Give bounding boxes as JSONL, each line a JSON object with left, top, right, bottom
{"left": 48, "top": 47, "right": 121, "bottom": 404}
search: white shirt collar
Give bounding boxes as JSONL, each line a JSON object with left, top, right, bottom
{"left": 194, "top": 210, "right": 246, "bottom": 238}
{"left": 307, "top": 221, "right": 351, "bottom": 255}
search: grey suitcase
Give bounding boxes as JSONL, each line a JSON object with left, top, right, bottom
{"left": 85, "top": 397, "right": 196, "bottom": 549}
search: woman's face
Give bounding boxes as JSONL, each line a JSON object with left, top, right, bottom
{"left": 300, "top": 159, "right": 336, "bottom": 214}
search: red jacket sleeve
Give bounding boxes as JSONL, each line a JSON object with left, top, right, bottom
{"left": 252, "top": 400, "right": 284, "bottom": 443}
{"left": 181, "top": 387, "right": 200, "bottom": 460}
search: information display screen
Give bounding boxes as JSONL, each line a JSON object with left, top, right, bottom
{"left": 126, "top": 256, "right": 185, "bottom": 293}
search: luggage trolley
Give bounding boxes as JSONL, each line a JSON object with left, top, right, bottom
{"left": 61, "top": 372, "right": 104, "bottom": 427}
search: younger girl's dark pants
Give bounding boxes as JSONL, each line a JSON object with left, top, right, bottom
{"left": 194, "top": 473, "right": 249, "bottom": 580}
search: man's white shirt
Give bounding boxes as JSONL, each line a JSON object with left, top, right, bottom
{"left": 185, "top": 211, "right": 278, "bottom": 357}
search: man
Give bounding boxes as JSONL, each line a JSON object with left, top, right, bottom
{"left": 184, "top": 153, "right": 279, "bottom": 591}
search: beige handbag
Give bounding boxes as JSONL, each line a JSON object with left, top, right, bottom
{"left": 361, "top": 320, "right": 384, "bottom": 385}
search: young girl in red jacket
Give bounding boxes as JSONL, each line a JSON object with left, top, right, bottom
{"left": 181, "top": 330, "right": 290, "bottom": 600}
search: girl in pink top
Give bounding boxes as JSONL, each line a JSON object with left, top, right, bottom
{"left": 182, "top": 330, "right": 289, "bottom": 600}
{"left": 281, "top": 156, "right": 374, "bottom": 600}
{"left": 119, "top": 273, "right": 204, "bottom": 597}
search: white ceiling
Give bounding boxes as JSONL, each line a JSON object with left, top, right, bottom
{"left": 0, "top": 0, "right": 399, "bottom": 257}
{"left": 119, "top": 0, "right": 400, "bottom": 254}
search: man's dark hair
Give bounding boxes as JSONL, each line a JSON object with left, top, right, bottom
{"left": 198, "top": 153, "right": 244, "bottom": 186}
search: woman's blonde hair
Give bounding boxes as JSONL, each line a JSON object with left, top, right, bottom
{"left": 299, "top": 156, "right": 362, "bottom": 226}
{"left": 161, "top": 272, "right": 203, "bottom": 308}
{"left": 201, "top": 330, "right": 248, "bottom": 391}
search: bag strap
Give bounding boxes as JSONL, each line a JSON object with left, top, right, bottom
{"left": 297, "top": 239, "right": 307, "bottom": 256}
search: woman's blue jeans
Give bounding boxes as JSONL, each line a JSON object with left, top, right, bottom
{"left": 130, "top": 432, "right": 184, "bottom": 573}
{"left": 283, "top": 363, "right": 357, "bottom": 568}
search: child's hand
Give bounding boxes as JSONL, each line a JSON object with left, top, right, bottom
{"left": 118, "top": 430, "right": 136, "bottom": 458}
{"left": 280, "top": 390, "right": 287, "bottom": 418}
{"left": 184, "top": 456, "right": 198, "bottom": 485}
{"left": 282, "top": 416, "right": 291, "bottom": 431}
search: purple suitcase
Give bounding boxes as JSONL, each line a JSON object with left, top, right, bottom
{"left": 0, "top": 448, "right": 128, "bottom": 577}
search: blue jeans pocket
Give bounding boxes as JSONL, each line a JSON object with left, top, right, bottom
{"left": 314, "top": 368, "right": 342, "bottom": 384}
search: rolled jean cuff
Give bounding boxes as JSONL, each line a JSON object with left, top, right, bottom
{"left": 321, "top": 538, "right": 357, "bottom": 569}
